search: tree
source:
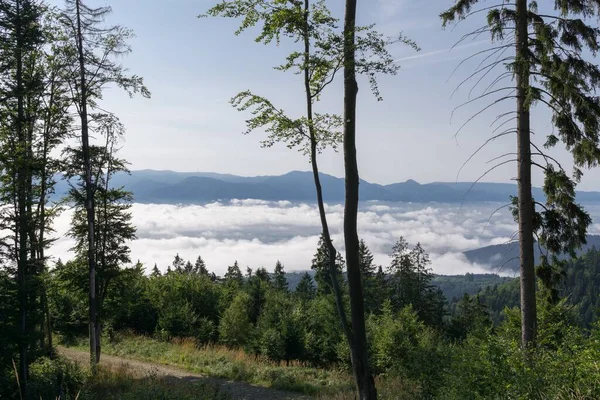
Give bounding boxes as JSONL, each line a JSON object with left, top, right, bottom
{"left": 224, "top": 261, "right": 243, "bottom": 285}
{"left": 203, "top": 4, "right": 411, "bottom": 395}
{"left": 358, "top": 240, "right": 380, "bottom": 314}
{"left": 65, "top": 124, "right": 136, "bottom": 362}
{"left": 441, "top": 0, "right": 600, "bottom": 348}
{"left": 194, "top": 255, "right": 208, "bottom": 275}
{"left": 311, "top": 235, "right": 344, "bottom": 295}
{"left": 0, "top": 0, "right": 48, "bottom": 394}
{"left": 172, "top": 253, "right": 184, "bottom": 274}
{"left": 59, "top": 0, "right": 149, "bottom": 367}
{"left": 342, "top": 0, "right": 383, "bottom": 391}
{"left": 295, "top": 272, "right": 316, "bottom": 302}
{"left": 151, "top": 264, "right": 161, "bottom": 277}
{"left": 387, "top": 238, "right": 446, "bottom": 328}
{"left": 273, "top": 260, "right": 288, "bottom": 292}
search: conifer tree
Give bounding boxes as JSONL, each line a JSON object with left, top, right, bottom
{"left": 273, "top": 260, "right": 288, "bottom": 292}
{"left": 59, "top": 0, "right": 149, "bottom": 367}
{"left": 295, "top": 272, "right": 316, "bottom": 302}
{"left": 151, "top": 264, "right": 161, "bottom": 277}
{"left": 65, "top": 122, "right": 136, "bottom": 362}
{"left": 441, "top": 0, "right": 600, "bottom": 347}
{"left": 0, "top": 0, "right": 48, "bottom": 393}
{"left": 194, "top": 255, "right": 208, "bottom": 275}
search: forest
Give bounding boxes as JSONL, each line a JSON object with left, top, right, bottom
{"left": 3, "top": 0, "right": 600, "bottom": 399}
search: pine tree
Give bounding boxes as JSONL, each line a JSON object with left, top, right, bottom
{"left": 273, "top": 261, "right": 288, "bottom": 292}
{"left": 225, "top": 261, "right": 243, "bottom": 285}
{"left": 441, "top": 0, "right": 600, "bottom": 347}
{"left": 0, "top": 0, "right": 46, "bottom": 393}
{"left": 295, "top": 272, "right": 316, "bottom": 302}
{"left": 194, "top": 255, "right": 208, "bottom": 275}
{"left": 358, "top": 240, "right": 380, "bottom": 314}
{"left": 184, "top": 261, "right": 193, "bottom": 274}
{"left": 311, "top": 235, "right": 344, "bottom": 295}
{"left": 151, "top": 264, "right": 161, "bottom": 277}
{"left": 172, "top": 254, "right": 184, "bottom": 274}
{"left": 66, "top": 126, "right": 136, "bottom": 362}
{"left": 255, "top": 267, "right": 270, "bottom": 284}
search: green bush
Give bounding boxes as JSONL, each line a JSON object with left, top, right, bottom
{"left": 368, "top": 302, "right": 447, "bottom": 396}
{"left": 219, "top": 292, "right": 255, "bottom": 348}
{"left": 28, "top": 357, "right": 87, "bottom": 400}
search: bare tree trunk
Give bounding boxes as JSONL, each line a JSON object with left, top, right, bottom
{"left": 302, "top": 0, "right": 353, "bottom": 347}
{"left": 75, "top": 0, "right": 98, "bottom": 368}
{"left": 515, "top": 0, "right": 536, "bottom": 348}
{"left": 342, "top": 0, "right": 377, "bottom": 398}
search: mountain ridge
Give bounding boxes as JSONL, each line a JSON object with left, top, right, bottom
{"left": 52, "top": 169, "right": 600, "bottom": 204}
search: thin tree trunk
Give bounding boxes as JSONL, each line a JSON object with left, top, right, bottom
{"left": 15, "top": 0, "right": 29, "bottom": 395}
{"left": 302, "top": 0, "right": 353, "bottom": 348}
{"left": 342, "top": 0, "right": 377, "bottom": 398}
{"left": 75, "top": 0, "right": 98, "bottom": 368}
{"left": 515, "top": 0, "right": 536, "bottom": 348}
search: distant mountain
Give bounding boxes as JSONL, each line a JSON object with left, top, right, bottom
{"left": 51, "top": 169, "right": 600, "bottom": 204}
{"left": 463, "top": 235, "right": 600, "bottom": 273}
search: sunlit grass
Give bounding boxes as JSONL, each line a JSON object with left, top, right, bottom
{"left": 60, "top": 333, "right": 355, "bottom": 396}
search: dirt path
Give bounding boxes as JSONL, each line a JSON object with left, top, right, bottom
{"left": 58, "top": 347, "right": 312, "bottom": 400}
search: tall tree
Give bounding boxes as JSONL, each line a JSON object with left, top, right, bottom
{"left": 59, "top": 0, "right": 149, "bottom": 367}
{"left": 0, "top": 0, "right": 46, "bottom": 394}
{"left": 342, "top": 0, "right": 376, "bottom": 394}
{"left": 204, "top": 2, "right": 409, "bottom": 395}
{"left": 441, "top": 0, "right": 600, "bottom": 347}
{"left": 65, "top": 119, "right": 136, "bottom": 362}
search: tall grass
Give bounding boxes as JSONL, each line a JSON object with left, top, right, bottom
{"left": 80, "top": 363, "right": 228, "bottom": 400}
{"left": 61, "top": 332, "right": 355, "bottom": 396}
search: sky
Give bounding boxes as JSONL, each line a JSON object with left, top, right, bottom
{"left": 47, "top": 0, "right": 600, "bottom": 190}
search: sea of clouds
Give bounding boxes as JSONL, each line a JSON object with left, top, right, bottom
{"left": 47, "top": 200, "right": 600, "bottom": 277}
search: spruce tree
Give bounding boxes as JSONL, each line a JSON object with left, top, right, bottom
{"left": 194, "top": 255, "right": 208, "bottom": 275}
{"left": 59, "top": 0, "right": 149, "bottom": 367}
{"left": 273, "top": 260, "right": 288, "bottom": 292}
{"left": 295, "top": 272, "right": 316, "bottom": 302}
{"left": 441, "top": 0, "right": 600, "bottom": 347}
{"left": 0, "top": 0, "right": 46, "bottom": 393}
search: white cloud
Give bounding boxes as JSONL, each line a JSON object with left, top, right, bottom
{"left": 46, "top": 200, "right": 531, "bottom": 276}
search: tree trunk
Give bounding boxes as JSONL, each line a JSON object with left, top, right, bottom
{"left": 515, "top": 0, "right": 536, "bottom": 348}
{"left": 75, "top": 0, "right": 98, "bottom": 368}
{"left": 15, "top": 0, "right": 29, "bottom": 395}
{"left": 342, "top": 0, "right": 377, "bottom": 398}
{"left": 302, "top": 0, "right": 353, "bottom": 348}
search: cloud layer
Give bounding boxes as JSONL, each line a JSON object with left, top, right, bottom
{"left": 48, "top": 200, "right": 553, "bottom": 277}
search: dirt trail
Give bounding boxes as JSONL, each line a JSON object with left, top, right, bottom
{"left": 58, "top": 347, "right": 312, "bottom": 400}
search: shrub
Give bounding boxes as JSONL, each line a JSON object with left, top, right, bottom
{"left": 28, "top": 357, "right": 87, "bottom": 400}
{"left": 368, "top": 301, "right": 447, "bottom": 396}
{"left": 219, "top": 292, "right": 254, "bottom": 348}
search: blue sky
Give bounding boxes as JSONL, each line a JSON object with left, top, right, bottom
{"left": 48, "top": 0, "right": 600, "bottom": 191}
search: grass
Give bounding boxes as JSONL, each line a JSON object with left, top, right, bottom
{"left": 59, "top": 332, "right": 355, "bottom": 397}
{"left": 80, "top": 363, "right": 229, "bottom": 400}
{"left": 23, "top": 355, "right": 228, "bottom": 400}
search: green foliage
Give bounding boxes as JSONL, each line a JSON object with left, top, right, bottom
{"left": 294, "top": 271, "right": 316, "bottom": 302}
{"left": 257, "top": 290, "right": 304, "bottom": 362}
{"left": 387, "top": 237, "right": 447, "bottom": 328}
{"left": 219, "top": 292, "right": 255, "bottom": 348}
{"left": 148, "top": 270, "right": 221, "bottom": 343}
{"left": 311, "top": 234, "right": 345, "bottom": 295}
{"left": 368, "top": 302, "right": 447, "bottom": 396}
{"left": 28, "top": 357, "right": 86, "bottom": 400}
